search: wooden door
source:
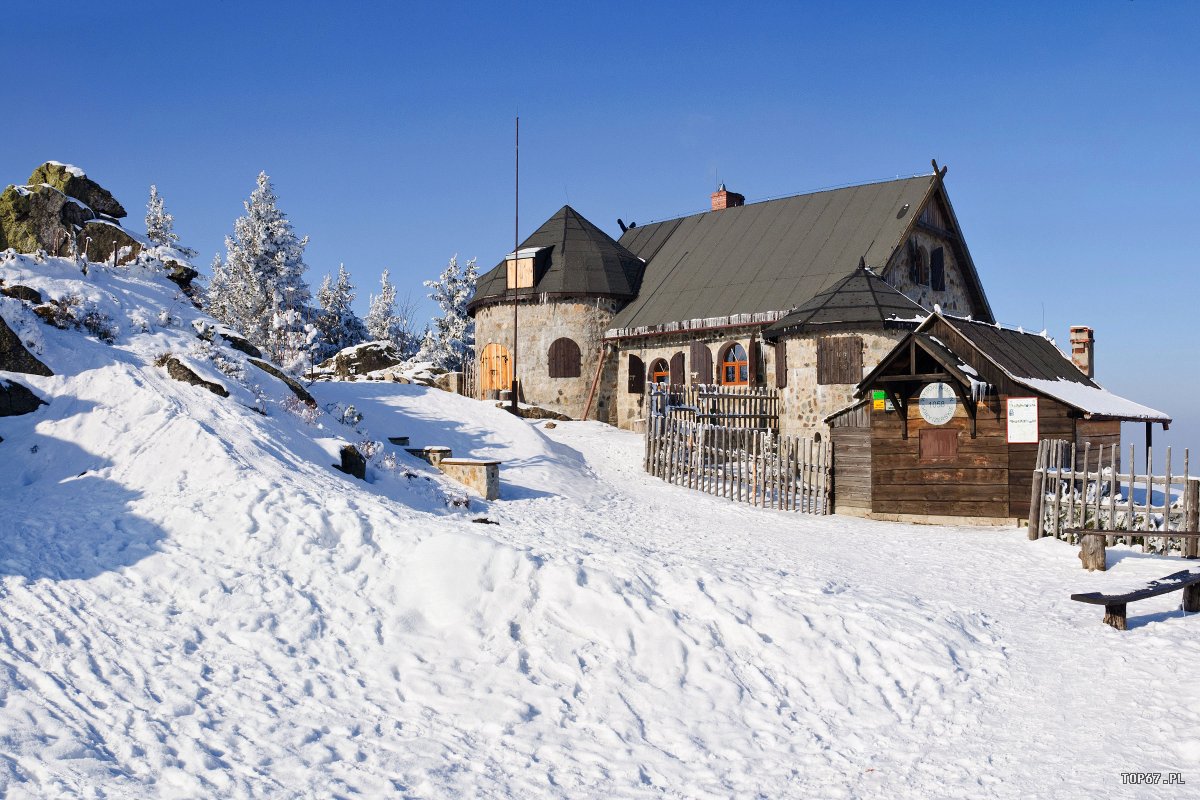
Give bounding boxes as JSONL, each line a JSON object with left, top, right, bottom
{"left": 480, "top": 343, "right": 512, "bottom": 393}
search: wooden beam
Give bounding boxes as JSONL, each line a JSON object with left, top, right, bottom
{"left": 875, "top": 372, "right": 955, "bottom": 384}
{"left": 948, "top": 381, "right": 978, "bottom": 438}
{"left": 887, "top": 390, "right": 908, "bottom": 439}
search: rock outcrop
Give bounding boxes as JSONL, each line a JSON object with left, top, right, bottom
{"left": 248, "top": 358, "right": 317, "bottom": 407}
{"left": 155, "top": 354, "right": 229, "bottom": 398}
{"left": 0, "top": 378, "right": 46, "bottom": 416}
{"left": 319, "top": 341, "right": 404, "bottom": 378}
{"left": 28, "top": 162, "right": 126, "bottom": 219}
{"left": 0, "top": 284, "right": 43, "bottom": 304}
{"left": 335, "top": 444, "right": 367, "bottom": 480}
{"left": 0, "top": 315, "right": 53, "bottom": 376}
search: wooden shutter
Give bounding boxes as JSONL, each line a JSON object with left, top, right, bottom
{"left": 920, "top": 428, "right": 959, "bottom": 462}
{"left": 747, "top": 338, "right": 759, "bottom": 386}
{"left": 930, "top": 247, "right": 946, "bottom": 291}
{"left": 689, "top": 341, "right": 712, "bottom": 385}
{"left": 908, "top": 239, "right": 920, "bottom": 284}
{"left": 774, "top": 341, "right": 787, "bottom": 388}
{"left": 627, "top": 354, "right": 645, "bottom": 394}
{"left": 669, "top": 352, "right": 685, "bottom": 385}
{"left": 817, "top": 336, "right": 863, "bottom": 385}
{"left": 548, "top": 338, "right": 581, "bottom": 378}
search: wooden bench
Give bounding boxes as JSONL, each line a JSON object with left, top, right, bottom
{"left": 1071, "top": 569, "right": 1200, "bottom": 630}
{"left": 1069, "top": 529, "right": 1200, "bottom": 571}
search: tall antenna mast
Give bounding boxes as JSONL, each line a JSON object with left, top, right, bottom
{"left": 510, "top": 115, "right": 520, "bottom": 411}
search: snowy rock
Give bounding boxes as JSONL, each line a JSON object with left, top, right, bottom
{"left": 0, "top": 183, "right": 82, "bottom": 255}
{"left": 163, "top": 259, "right": 200, "bottom": 303}
{"left": 155, "top": 354, "right": 228, "bottom": 397}
{"left": 0, "top": 377, "right": 45, "bottom": 416}
{"left": 335, "top": 443, "right": 366, "bottom": 479}
{"left": 79, "top": 219, "right": 141, "bottom": 266}
{"left": 0, "top": 284, "right": 43, "bottom": 304}
{"left": 216, "top": 329, "right": 262, "bottom": 359}
{"left": 319, "top": 340, "right": 404, "bottom": 378}
{"left": 28, "top": 161, "right": 126, "bottom": 219}
{"left": 0, "top": 314, "right": 53, "bottom": 376}
{"left": 247, "top": 358, "right": 317, "bottom": 407}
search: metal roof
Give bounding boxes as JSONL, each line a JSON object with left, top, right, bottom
{"left": 468, "top": 205, "right": 645, "bottom": 312}
{"left": 610, "top": 175, "right": 936, "bottom": 331}
{"left": 762, "top": 266, "right": 927, "bottom": 337}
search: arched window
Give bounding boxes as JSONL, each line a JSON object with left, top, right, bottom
{"left": 719, "top": 342, "right": 748, "bottom": 385}
{"left": 649, "top": 358, "right": 670, "bottom": 385}
{"left": 627, "top": 354, "right": 645, "bottom": 394}
{"left": 669, "top": 352, "right": 685, "bottom": 385}
{"left": 548, "top": 337, "right": 581, "bottom": 378}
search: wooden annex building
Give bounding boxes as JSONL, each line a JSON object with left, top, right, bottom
{"left": 827, "top": 312, "right": 1171, "bottom": 524}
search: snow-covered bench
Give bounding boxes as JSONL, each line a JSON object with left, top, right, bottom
{"left": 1071, "top": 569, "right": 1200, "bottom": 630}
{"left": 437, "top": 458, "right": 500, "bottom": 501}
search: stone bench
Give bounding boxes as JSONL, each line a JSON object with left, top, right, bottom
{"left": 405, "top": 446, "right": 452, "bottom": 467}
{"left": 437, "top": 458, "right": 500, "bottom": 501}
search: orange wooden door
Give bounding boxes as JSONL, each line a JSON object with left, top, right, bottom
{"left": 480, "top": 343, "right": 512, "bottom": 393}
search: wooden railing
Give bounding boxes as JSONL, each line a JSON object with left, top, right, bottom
{"left": 646, "top": 384, "right": 779, "bottom": 431}
{"left": 1028, "top": 438, "right": 1200, "bottom": 557}
{"left": 644, "top": 418, "right": 831, "bottom": 514}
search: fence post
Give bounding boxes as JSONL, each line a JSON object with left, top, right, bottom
{"left": 1028, "top": 439, "right": 1046, "bottom": 540}
{"left": 1186, "top": 479, "right": 1200, "bottom": 558}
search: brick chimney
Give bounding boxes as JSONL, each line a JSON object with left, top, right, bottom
{"left": 1070, "top": 325, "right": 1094, "bottom": 378}
{"left": 710, "top": 183, "right": 745, "bottom": 211}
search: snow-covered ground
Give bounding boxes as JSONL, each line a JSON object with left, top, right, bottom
{"left": 3, "top": 253, "right": 1200, "bottom": 798}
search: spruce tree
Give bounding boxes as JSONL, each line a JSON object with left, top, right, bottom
{"left": 315, "top": 264, "right": 367, "bottom": 360}
{"left": 212, "top": 171, "right": 314, "bottom": 370}
{"left": 145, "top": 185, "right": 197, "bottom": 257}
{"left": 420, "top": 255, "right": 477, "bottom": 370}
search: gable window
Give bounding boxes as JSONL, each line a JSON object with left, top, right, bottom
{"left": 930, "top": 247, "right": 946, "bottom": 292}
{"left": 817, "top": 336, "right": 863, "bottom": 385}
{"left": 719, "top": 342, "right": 749, "bottom": 386}
{"left": 649, "top": 358, "right": 670, "bottom": 385}
{"left": 907, "top": 241, "right": 930, "bottom": 287}
{"left": 547, "top": 337, "right": 581, "bottom": 378}
{"left": 627, "top": 355, "right": 645, "bottom": 394}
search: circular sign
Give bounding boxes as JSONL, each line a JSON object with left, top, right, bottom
{"left": 919, "top": 382, "right": 957, "bottom": 425}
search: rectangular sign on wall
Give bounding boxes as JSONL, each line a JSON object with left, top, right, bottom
{"left": 1007, "top": 397, "right": 1039, "bottom": 444}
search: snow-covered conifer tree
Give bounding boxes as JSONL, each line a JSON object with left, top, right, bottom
{"left": 420, "top": 255, "right": 477, "bottom": 370}
{"left": 144, "top": 185, "right": 197, "bottom": 257}
{"left": 314, "top": 264, "right": 367, "bottom": 360}
{"left": 211, "top": 172, "right": 314, "bottom": 371}
{"left": 365, "top": 269, "right": 420, "bottom": 359}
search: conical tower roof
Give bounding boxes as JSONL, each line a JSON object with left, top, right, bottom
{"left": 468, "top": 206, "right": 645, "bottom": 312}
{"left": 763, "top": 265, "right": 928, "bottom": 337}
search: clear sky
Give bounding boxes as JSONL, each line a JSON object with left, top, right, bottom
{"left": 5, "top": 1, "right": 1198, "bottom": 453}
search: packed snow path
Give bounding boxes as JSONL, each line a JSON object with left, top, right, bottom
{"left": 1, "top": 254, "right": 1199, "bottom": 797}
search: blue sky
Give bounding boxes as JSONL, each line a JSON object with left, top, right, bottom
{"left": 5, "top": 1, "right": 1198, "bottom": 451}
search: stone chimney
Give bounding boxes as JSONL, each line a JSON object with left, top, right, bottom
{"left": 1070, "top": 325, "right": 1094, "bottom": 378}
{"left": 710, "top": 183, "right": 745, "bottom": 211}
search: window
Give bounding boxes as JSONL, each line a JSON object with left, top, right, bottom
{"left": 920, "top": 428, "right": 959, "bottom": 462}
{"left": 690, "top": 342, "right": 713, "bottom": 385}
{"left": 548, "top": 337, "right": 581, "bottom": 378}
{"left": 627, "top": 354, "right": 645, "bottom": 393}
{"left": 649, "top": 358, "right": 670, "bottom": 385}
{"left": 719, "top": 342, "right": 749, "bottom": 385}
{"left": 669, "top": 352, "right": 686, "bottom": 385}
{"left": 817, "top": 336, "right": 863, "bottom": 385}
{"left": 930, "top": 247, "right": 946, "bottom": 292}
{"left": 907, "top": 240, "right": 929, "bottom": 286}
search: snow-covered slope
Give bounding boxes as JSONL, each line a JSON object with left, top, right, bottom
{"left": 2, "top": 253, "right": 1200, "bottom": 798}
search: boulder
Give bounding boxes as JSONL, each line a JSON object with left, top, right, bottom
{"left": 28, "top": 162, "right": 126, "bottom": 219}
{"left": 247, "top": 358, "right": 317, "bottom": 407}
{"left": 164, "top": 259, "right": 200, "bottom": 303}
{"left": 156, "top": 354, "right": 229, "bottom": 397}
{"left": 335, "top": 444, "right": 366, "bottom": 480}
{"left": 78, "top": 220, "right": 141, "bottom": 265}
{"left": 0, "top": 284, "right": 43, "bottom": 304}
{"left": 0, "top": 378, "right": 46, "bottom": 416}
{"left": 220, "top": 331, "right": 262, "bottom": 358}
{"left": 0, "top": 314, "right": 53, "bottom": 376}
{"left": 0, "top": 184, "right": 83, "bottom": 255}
{"left": 319, "top": 341, "right": 404, "bottom": 378}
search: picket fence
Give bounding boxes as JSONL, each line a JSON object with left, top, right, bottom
{"left": 643, "top": 417, "right": 832, "bottom": 514}
{"left": 1028, "top": 438, "right": 1200, "bottom": 557}
{"left": 647, "top": 384, "right": 779, "bottom": 431}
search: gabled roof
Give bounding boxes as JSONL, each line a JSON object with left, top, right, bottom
{"left": 762, "top": 265, "right": 927, "bottom": 338}
{"left": 468, "top": 205, "right": 645, "bottom": 312}
{"left": 859, "top": 313, "right": 1170, "bottom": 422}
{"left": 609, "top": 174, "right": 946, "bottom": 333}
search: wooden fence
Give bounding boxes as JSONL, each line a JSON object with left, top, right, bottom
{"left": 647, "top": 384, "right": 779, "bottom": 431}
{"left": 460, "top": 356, "right": 479, "bottom": 400}
{"left": 644, "top": 417, "right": 832, "bottom": 514}
{"left": 1029, "top": 438, "right": 1200, "bottom": 557}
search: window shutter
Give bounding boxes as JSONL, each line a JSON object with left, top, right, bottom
{"left": 747, "top": 338, "right": 759, "bottom": 386}
{"left": 669, "top": 352, "right": 685, "bottom": 385}
{"left": 774, "top": 341, "right": 787, "bottom": 388}
{"left": 930, "top": 247, "right": 946, "bottom": 291}
{"left": 628, "top": 355, "right": 645, "bottom": 394}
{"left": 818, "top": 336, "right": 863, "bottom": 385}
{"left": 548, "top": 338, "right": 581, "bottom": 378}
{"left": 690, "top": 341, "right": 712, "bottom": 385}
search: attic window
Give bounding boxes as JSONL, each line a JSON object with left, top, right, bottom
{"left": 930, "top": 247, "right": 945, "bottom": 291}
{"left": 505, "top": 247, "right": 544, "bottom": 290}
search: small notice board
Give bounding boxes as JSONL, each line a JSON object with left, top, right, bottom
{"left": 1007, "top": 397, "right": 1039, "bottom": 443}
